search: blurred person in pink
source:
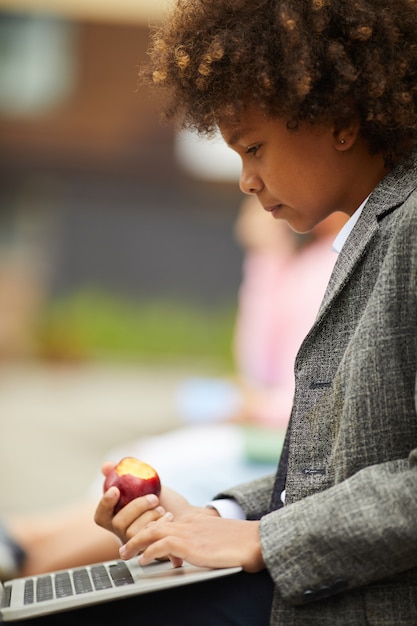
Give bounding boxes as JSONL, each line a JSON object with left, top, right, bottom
{"left": 232, "top": 196, "right": 347, "bottom": 431}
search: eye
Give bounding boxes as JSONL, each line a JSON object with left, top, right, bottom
{"left": 245, "top": 143, "right": 261, "bottom": 156}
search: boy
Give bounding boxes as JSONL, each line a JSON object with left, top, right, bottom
{"left": 18, "top": 0, "right": 417, "bottom": 623}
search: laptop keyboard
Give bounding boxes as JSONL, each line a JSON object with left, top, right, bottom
{"left": 23, "top": 562, "right": 135, "bottom": 604}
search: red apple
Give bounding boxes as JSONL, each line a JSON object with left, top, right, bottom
{"left": 103, "top": 457, "right": 161, "bottom": 513}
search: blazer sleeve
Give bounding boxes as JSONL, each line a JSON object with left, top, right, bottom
{"left": 215, "top": 473, "right": 276, "bottom": 520}
{"left": 259, "top": 446, "right": 417, "bottom": 606}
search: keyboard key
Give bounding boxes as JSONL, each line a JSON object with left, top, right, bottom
{"left": 36, "top": 576, "right": 53, "bottom": 602}
{"left": 54, "top": 572, "right": 73, "bottom": 598}
{"left": 23, "top": 580, "right": 34, "bottom": 605}
{"left": 109, "top": 562, "right": 135, "bottom": 587}
{"left": 1, "top": 584, "right": 12, "bottom": 608}
{"left": 91, "top": 565, "right": 112, "bottom": 590}
{"left": 72, "top": 569, "right": 93, "bottom": 595}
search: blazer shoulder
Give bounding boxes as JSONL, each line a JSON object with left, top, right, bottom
{"left": 368, "top": 152, "right": 417, "bottom": 220}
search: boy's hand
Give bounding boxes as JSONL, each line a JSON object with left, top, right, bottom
{"left": 94, "top": 462, "right": 200, "bottom": 545}
{"left": 118, "top": 511, "right": 265, "bottom": 573}
{"left": 94, "top": 486, "right": 166, "bottom": 544}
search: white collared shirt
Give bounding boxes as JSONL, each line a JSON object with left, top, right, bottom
{"left": 332, "top": 196, "right": 369, "bottom": 253}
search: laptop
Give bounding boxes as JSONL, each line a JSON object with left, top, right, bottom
{"left": 0, "top": 557, "right": 242, "bottom": 621}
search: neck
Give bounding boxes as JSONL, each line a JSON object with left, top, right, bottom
{"left": 342, "top": 144, "right": 388, "bottom": 217}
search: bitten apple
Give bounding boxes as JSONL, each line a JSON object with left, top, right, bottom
{"left": 103, "top": 457, "right": 161, "bottom": 513}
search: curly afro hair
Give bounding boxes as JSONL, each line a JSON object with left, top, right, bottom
{"left": 143, "top": 0, "right": 417, "bottom": 166}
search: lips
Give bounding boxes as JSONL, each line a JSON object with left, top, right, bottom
{"left": 264, "top": 204, "right": 283, "bottom": 218}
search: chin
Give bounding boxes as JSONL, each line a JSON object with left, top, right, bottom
{"left": 286, "top": 219, "right": 315, "bottom": 234}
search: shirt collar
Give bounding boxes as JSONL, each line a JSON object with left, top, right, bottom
{"left": 331, "top": 196, "right": 369, "bottom": 253}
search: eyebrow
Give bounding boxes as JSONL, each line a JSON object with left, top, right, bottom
{"left": 226, "top": 126, "right": 254, "bottom": 147}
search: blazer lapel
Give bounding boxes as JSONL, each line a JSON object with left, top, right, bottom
{"left": 317, "top": 152, "right": 417, "bottom": 320}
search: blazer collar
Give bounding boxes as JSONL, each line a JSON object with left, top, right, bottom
{"left": 318, "top": 149, "right": 417, "bottom": 314}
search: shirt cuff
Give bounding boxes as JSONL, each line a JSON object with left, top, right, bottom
{"left": 206, "top": 499, "right": 246, "bottom": 520}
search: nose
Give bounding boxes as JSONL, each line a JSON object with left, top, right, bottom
{"left": 239, "top": 165, "right": 263, "bottom": 195}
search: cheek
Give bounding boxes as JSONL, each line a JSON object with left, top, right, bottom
{"left": 264, "top": 154, "right": 307, "bottom": 192}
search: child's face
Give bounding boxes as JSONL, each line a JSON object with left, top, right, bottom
{"left": 219, "top": 107, "right": 365, "bottom": 233}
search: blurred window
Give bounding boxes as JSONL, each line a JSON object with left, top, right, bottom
{"left": 0, "top": 12, "right": 78, "bottom": 116}
{"left": 175, "top": 129, "right": 241, "bottom": 183}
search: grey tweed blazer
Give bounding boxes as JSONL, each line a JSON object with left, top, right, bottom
{"left": 220, "top": 153, "right": 417, "bottom": 625}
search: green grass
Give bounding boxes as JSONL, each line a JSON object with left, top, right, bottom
{"left": 36, "top": 290, "right": 237, "bottom": 368}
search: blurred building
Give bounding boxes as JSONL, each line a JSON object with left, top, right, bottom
{"left": 0, "top": 1, "right": 244, "bottom": 360}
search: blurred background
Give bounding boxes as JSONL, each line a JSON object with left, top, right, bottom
{"left": 0, "top": 0, "right": 246, "bottom": 514}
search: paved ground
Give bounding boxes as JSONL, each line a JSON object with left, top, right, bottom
{"left": 0, "top": 360, "right": 211, "bottom": 515}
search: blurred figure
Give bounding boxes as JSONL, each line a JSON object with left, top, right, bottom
{"left": 7, "top": 197, "right": 347, "bottom": 576}
{"left": 0, "top": 521, "right": 25, "bottom": 581}
{"left": 0, "top": 257, "right": 45, "bottom": 360}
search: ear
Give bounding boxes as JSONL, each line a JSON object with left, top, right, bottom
{"left": 332, "top": 120, "right": 361, "bottom": 151}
